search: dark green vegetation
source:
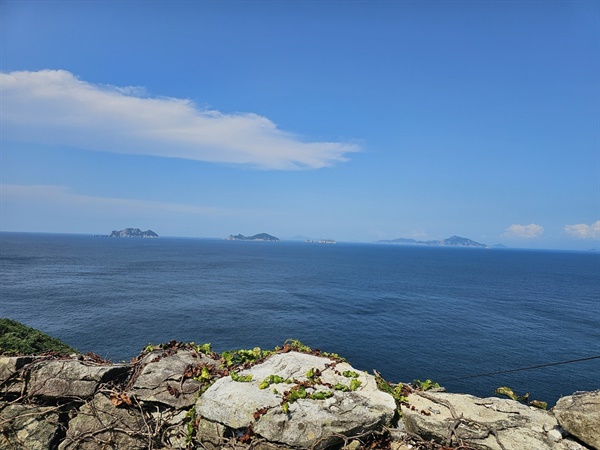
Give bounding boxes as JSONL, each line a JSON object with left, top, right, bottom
{"left": 0, "top": 318, "right": 77, "bottom": 355}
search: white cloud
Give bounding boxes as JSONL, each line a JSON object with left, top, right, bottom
{"left": 0, "top": 70, "right": 359, "bottom": 170}
{"left": 564, "top": 221, "right": 600, "bottom": 239}
{"left": 502, "top": 223, "right": 544, "bottom": 239}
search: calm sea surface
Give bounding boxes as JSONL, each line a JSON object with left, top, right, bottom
{"left": 1, "top": 232, "right": 599, "bottom": 405}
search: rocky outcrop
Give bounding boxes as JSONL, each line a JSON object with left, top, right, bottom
{"left": 0, "top": 343, "right": 598, "bottom": 450}
{"left": 554, "top": 390, "right": 600, "bottom": 449}
{"left": 0, "top": 404, "right": 62, "bottom": 449}
{"left": 401, "top": 391, "right": 588, "bottom": 450}
{"left": 131, "top": 349, "right": 220, "bottom": 409}
{"left": 197, "top": 352, "right": 396, "bottom": 449}
{"left": 59, "top": 393, "right": 148, "bottom": 450}
{"left": 28, "top": 359, "right": 129, "bottom": 399}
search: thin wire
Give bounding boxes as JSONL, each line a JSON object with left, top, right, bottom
{"left": 439, "top": 355, "right": 600, "bottom": 383}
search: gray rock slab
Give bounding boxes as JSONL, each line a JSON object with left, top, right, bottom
{"left": 0, "top": 356, "right": 36, "bottom": 384}
{"left": 554, "top": 390, "right": 600, "bottom": 450}
{"left": 401, "top": 391, "right": 589, "bottom": 450}
{"left": 0, "top": 403, "right": 62, "bottom": 450}
{"left": 59, "top": 393, "right": 148, "bottom": 450}
{"left": 28, "top": 359, "right": 128, "bottom": 399}
{"left": 196, "top": 352, "right": 396, "bottom": 449}
{"left": 0, "top": 356, "right": 37, "bottom": 397}
{"left": 132, "top": 349, "right": 219, "bottom": 409}
{"left": 149, "top": 408, "right": 189, "bottom": 449}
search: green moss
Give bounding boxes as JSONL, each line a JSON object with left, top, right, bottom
{"left": 0, "top": 318, "right": 77, "bottom": 355}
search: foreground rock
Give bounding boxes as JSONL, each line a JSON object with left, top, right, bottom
{"left": 59, "top": 393, "right": 147, "bottom": 450}
{"left": 554, "top": 390, "right": 600, "bottom": 450}
{"left": 1, "top": 342, "right": 599, "bottom": 450}
{"left": 28, "top": 359, "right": 128, "bottom": 399}
{"left": 196, "top": 352, "right": 396, "bottom": 449}
{"left": 0, "top": 403, "right": 62, "bottom": 450}
{"left": 401, "top": 391, "right": 589, "bottom": 450}
{"left": 131, "top": 349, "right": 219, "bottom": 409}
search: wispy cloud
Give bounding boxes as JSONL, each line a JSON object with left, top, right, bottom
{"left": 502, "top": 223, "right": 544, "bottom": 239}
{"left": 0, "top": 70, "right": 359, "bottom": 170}
{"left": 0, "top": 184, "right": 232, "bottom": 217}
{"left": 564, "top": 221, "right": 600, "bottom": 239}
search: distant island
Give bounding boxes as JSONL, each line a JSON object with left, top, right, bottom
{"left": 376, "top": 235, "right": 487, "bottom": 248}
{"left": 305, "top": 239, "right": 336, "bottom": 244}
{"left": 108, "top": 228, "right": 159, "bottom": 238}
{"left": 227, "top": 233, "right": 279, "bottom": 242}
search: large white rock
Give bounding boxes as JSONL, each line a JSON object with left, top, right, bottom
{"left": 401, "top": 391, "right": 588, "bottom": 450}
{"left": 554, "top": 390, "right": 600, "bottom": 450}
{"left": 196, "top": 352, "right": 396, "bottom": 449}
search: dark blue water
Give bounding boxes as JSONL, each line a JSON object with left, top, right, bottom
{"left": 1, "top": 232, "right": 598, "bottom": 405}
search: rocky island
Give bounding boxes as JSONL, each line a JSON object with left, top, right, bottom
{"left": 109, "top": 228, "right": 158, "bottom": 238}
{"left": 377, "top": 235, "right": 488, "bottom": 248}
{"left": 1, "top": 321, "right": 598, "bottom": 450}
{"left": 227, "top": 233, "right": 279, "bottom": 241}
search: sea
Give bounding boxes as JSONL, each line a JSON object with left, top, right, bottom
{"left": 1, "top": 232, "right": 599, "bottom": 406}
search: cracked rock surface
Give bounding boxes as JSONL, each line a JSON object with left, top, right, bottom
{"left": 131, "top": 349, "right": 219, "bottom": 409}
{"left": 553, "top": 390, "right": 600, "bottom": 450}
{"left": 401, "top": 391, "right": 589, "bottom": 450}
{"left": 196, "top": 352, "right": 396, "bottom": 449}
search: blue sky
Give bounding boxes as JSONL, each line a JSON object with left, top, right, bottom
{"left": 1, "top": 1, "right": 598, "bottom": 249}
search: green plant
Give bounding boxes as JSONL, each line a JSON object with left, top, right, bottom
{"left": 281, "top": 385, "right": 308, "bottom": 413}
{"left": 259, "top": 374, "right": 286, "bottom": 389}
{"left": 343, "top": 370, "right": 359, "bottom": 378}
{"left": 194, "top": 366, "right": 211, "bottom": 382}
{"left": 221, "top": 346, "right": 274, "bottom": 367}
{"left": 309, "top": 390, "right": 333, "bottom": 400}
{"left": 230, "top": 371, "right": 253, "bottom": 382}
{"left": 184, "top": 407, "right": 197, "bottom": 446}
{"left": 284, "top": 339, "right": 312, "bottom": 353}
{"left": 194, "top": 343, "right": 212, "bottom": 354}
{"left": 375, "top": 375, "right": 408, "bottom": 403}
{"left": 333, "top": 379, "right": 361, "bottom": 392}
{"left": 495, "top": 386, "right": 547, "bottom": 410}
{"left": 349, "top": 378, "right": 362, "bottom": 391}
{"left": 413, "top": 379, "right": 440, "bottom": 391}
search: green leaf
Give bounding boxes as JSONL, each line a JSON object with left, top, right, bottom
{"left": 343, "top": 370, "right": 359, "bottom": 378}
{"left": 288, "top": 385, "right": 307, "bottom": 403}
{"left": 231, "top": 371, "right": 253, "bottom": 382}
{"left": 309, "top": 390, "right": 333, "bottom": 400}
{"left": 200, "top": 366, "right": 211, "bottom": 381}
{"left": 144, "top": 343, "right": 155, "bottom": 353}
{"left": 495, "top": 386, "right": 519, "bottom": 401}
{"left": 413, "top": 379, "right": 440, "bottom": 391}
{"left": 196, "top": 343, "right": 212, "bottom": 354}
{"left": 259, "top": 374, "right": 286, "bottom": 389}
{"left": 349, "top": 379, "right": 362, "bottom": 391}
{"left": 530, "top": 400, "right": 548, "bottom": 410}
